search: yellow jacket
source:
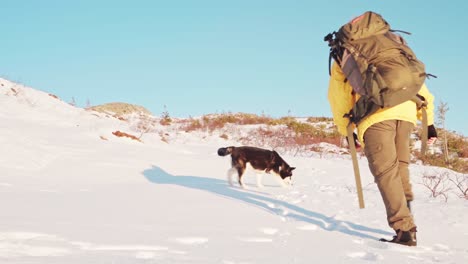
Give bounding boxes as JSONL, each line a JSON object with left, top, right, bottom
{"left": 328, "top": 62, "right": 434, "bottom": 142}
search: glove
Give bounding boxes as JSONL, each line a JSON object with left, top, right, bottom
{"left": 346, "top": 132, "right": 362, "bottom": 150}
{"left": 428, "top": 125, "right": 437, "bottom": 138}
{"left": 427, "top": 125, "right": 437, "bottom": 145}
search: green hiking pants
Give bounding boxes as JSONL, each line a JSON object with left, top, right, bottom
{"left": 363, "top": 120, "right": 415, "bottom": 232}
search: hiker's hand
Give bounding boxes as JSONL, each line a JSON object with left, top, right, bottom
{"left": 428, "top": 137, "right": 437, "bottom": 145}
{"left": 346, "top": 133, "right": 362, "bottom": 151}
{"left": 427, "top": 125, "right": 437, "bottom": 145}
{"left": 354, "top": 133, "right": 362, "bottom": 151}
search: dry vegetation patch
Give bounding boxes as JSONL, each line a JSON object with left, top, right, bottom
{"left": 414, "top": 129, "right": 468, "bottom": 174}
{"left": 179, "top": 113, "right": 342, "bottom": 154}
{"left": 112, "top": 131, "right": 141, "bottom": 142}
{"left": 88, "top": 102, "right": 152, "bottom": 117}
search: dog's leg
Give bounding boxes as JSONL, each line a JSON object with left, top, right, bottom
{"left": 236, "top": 166, "right": 246, "bottom": 189}
{"left": 256, "top": 173, "right": 264, "bottom": 188}
{"left": 227, "top": 167, "right": 236, "bottom": 186}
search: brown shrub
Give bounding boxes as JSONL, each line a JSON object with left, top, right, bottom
{"left": 48, "top": 93, "right": 60, "bottom": 100}
{"left": 240, "top": 126, "right": 294, "bottom": 150}
{"left": 181, "top": 113, "right": 342, "bottom": 152}
{"left": 112, "top": 131, "right": 141, "bottom": 142}
{"left": 449, "top": 173, "right": 468, "bottom": 199}
{"left": 446, "top": 133, "right": 468, "bottom": 158}
{"left": 419, "top": 170, "right": 452, "bottom": 202}
{"left": 415, "top": 152, "right": 468, "bottom": 174}
{"left": 239, "top": 123, "right": 341, "bottom": 154}
{"left": 10, "top": 88, "right": 17, "bottom": 95}
{"left": 190, "top": 113, "right": 276, "bottom": 131}
{"left": 306, "top": 116, "right": 333, "bottom": 123}
{"left": 113, "top": 115, "right": 127, "bottom": 121}
{"left": 181, "top": 119, "right": 203, "bottom": 132}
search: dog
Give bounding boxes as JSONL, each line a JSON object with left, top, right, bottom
{"left": 218, "top": 146, "right": 295, "bottom": 188}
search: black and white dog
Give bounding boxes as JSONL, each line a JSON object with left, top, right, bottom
{"left": 218, "top": 146, "right": 295, "bottom": 188}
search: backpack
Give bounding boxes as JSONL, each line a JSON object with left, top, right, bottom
{"left": 324, "top": 11, "right": 433, "bottom": 125}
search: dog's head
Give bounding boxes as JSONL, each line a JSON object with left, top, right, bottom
{"left": 279, "top": 165, "right": 295, "bottom": 184}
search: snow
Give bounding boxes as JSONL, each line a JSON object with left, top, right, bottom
{"left": 1, "top": 78, "right": 467, "bottom": 263}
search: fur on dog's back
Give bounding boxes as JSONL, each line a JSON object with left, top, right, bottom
{"left": 218, "top": 146, "right": 276, "bottom": 168}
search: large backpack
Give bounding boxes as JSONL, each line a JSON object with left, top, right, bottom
{"left": 324, "top": 11, "right": 433, "bottom": 125}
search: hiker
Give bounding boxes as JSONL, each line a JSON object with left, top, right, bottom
{"left": 325, "top": 11, "right": 438, "bottom": 246}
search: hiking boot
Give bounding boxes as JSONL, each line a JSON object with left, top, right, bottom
{"left": 387, "top": 227, "right": 417, "bottom": 246}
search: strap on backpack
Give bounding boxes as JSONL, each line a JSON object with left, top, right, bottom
{"left": 325, "top": 32, "right": 342, "bottom": 75}
{"left": 389, "top": 29, "right": 412, "bottom": 35}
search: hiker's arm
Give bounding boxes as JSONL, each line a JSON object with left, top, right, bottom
{"left": 419, "top": 83, "right": 437, "bottom": 144}
{"left": 328, "top": 63, "right": 355, "bottom": 136}
{"left": 417, "top": 83, "right": 435, "bottom": 126}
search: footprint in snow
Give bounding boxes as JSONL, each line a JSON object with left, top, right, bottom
{"left": 135, "top": 251, "right": 158, "bottom": 260}
{"left": 347, "top": 251, "right": 383, "bottom": 261}
{"left": 365, "top": 239, "right": 428, "bottom": 254}
{"left": 134, "top": 249, "right": 186, "bottom": 260}
{"left": 296, "top": 225, "right": 318, "bottom": 231}
{"left": 259, "top": 228, "right": 278, "bottom": 235}
{"left": 0, "top": 232, "right": 71, "bottom": 257}
{"left": 237, "top": 237, "right": 273, "bottom": 243}
{"left": 74, "top": 242, "right": 187, "bottom": 260}
{"left": 237, "top": 227, "right": 281, "bottom": 243}
{"left": 174, "top": 237, "right": 208, "bottom": 245}
{"left": 320, "top": 185, "right": 338, "bottom": 192}
{"left": 84, "top": 245, "right": 169, "bottom": 251}
{"left": 432, "top": 243, "right": 451, "bottom": 252}
{"left": 39, "top": 189, "right": 60, "bottom": 193}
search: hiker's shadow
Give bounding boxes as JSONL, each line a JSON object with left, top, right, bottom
{"left": 143, "top": 165, "right": 392, "bottom": 240}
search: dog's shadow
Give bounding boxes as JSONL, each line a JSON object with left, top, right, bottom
{"left": 143, "top": 165, "right": 392, "bottom": 240}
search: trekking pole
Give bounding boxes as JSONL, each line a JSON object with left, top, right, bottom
{"left": 420, "top": 107, "right": 428, "bottom": 155}
{"left": 414, "top": 95, "right": 428, "bottom": 156}
{"left": 347, "top": 124, "right": 365, "bottom": 209}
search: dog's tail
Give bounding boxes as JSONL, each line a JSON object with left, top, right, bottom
{"left": 217, "top": 146, "right": 234, "bottom": 156}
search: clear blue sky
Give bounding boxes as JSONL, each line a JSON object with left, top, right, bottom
{"left": 1, "top": 0, "right": 467, "bottom": 135}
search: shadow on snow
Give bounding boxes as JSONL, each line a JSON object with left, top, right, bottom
{"left": 143, "top": 165, "right": 392, "bottom": 240}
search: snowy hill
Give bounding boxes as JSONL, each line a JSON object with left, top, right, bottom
{"left": 1, "top": 79, "right": 467, "bottom": 263}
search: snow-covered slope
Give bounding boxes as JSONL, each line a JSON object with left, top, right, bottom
{"left": 1, "top": 79, "right": 467, "bottom": 263}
